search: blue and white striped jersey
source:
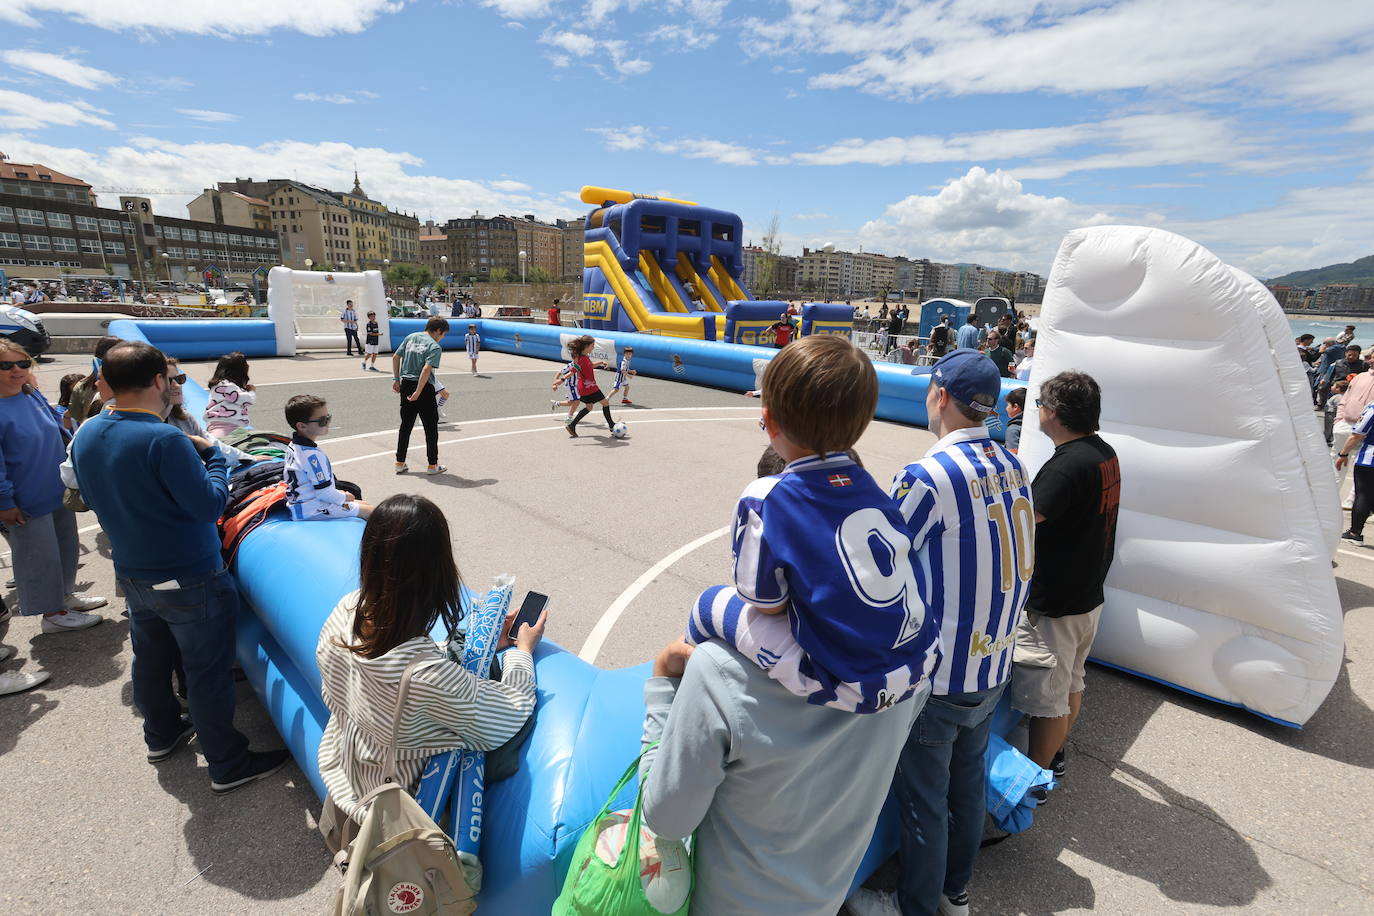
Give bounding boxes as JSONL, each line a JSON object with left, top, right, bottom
{"left": 733, "top": 452, "right": 941, "bottom": 712}
{"left": 284, "top": 434, "right": 358, "bottom": 521}
{"left": 1354, "top": 403, "right": 1374, "bottom": 467}
{"left": 464, "top": 332, "right": 480, "bottom": 360}
{"left": 891, "top": 427, "right": 1034, "bottom": 696}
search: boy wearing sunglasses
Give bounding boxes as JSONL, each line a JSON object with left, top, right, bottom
{"left": 283, "top": 394, "right": 371, "bottom": 520}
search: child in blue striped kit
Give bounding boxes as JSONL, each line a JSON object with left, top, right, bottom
{"left": 686, "top": 335, "right": 941, "bottom": 713}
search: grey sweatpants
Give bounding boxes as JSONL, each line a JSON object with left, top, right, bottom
{"left": 7, "top": 507, "right": 78, "bottom": 616}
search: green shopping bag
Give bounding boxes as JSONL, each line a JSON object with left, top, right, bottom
{"left": 552, "top": 747, "right": 693, "bottom": 916}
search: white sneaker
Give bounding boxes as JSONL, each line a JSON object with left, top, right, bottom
{"left": 0, "top": 669, "right": 48, "bottom": 696}
{"left": 439, "top": 410, "right": 448, "bottom": 419}
{"left": 940, "top": 893, "right": 971, "bottom": 916}
{"left": 426, "top": 464, "right": 447, "bottom": 475}
{"left": 844, "top": 887, "right": 901, "bottom": 916}
{"left": 41, "top": 610, "right": 103, "bottom": 633}
{"left": 64, "top": 594, "right": 108, "bottom": 612}
{"left": 4, "top": 578, "right": 14, "bottom": 588}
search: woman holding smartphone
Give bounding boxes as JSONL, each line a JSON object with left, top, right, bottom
{"left": 316, "top": 493, "right": 545, "bottom": 831}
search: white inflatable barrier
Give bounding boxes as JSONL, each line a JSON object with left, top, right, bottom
{"left": 266, "top": 266, "right": 388, "bottom": 356}
{"left": 1020, "top": 226, "right": 1343, "bottom": 726}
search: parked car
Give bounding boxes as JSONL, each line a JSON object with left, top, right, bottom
{"left": 0, "top": 304, "right": 51, "bottom": 356}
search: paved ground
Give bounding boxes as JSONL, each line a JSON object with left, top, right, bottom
{"left": 2, "top": 347, "right": 1370, "bottom": 915}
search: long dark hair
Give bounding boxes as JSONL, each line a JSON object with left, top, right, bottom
{"left": 164, "top": 358, "right": 189, "bottom": 422}
{"left": 341, "top": 494, "right": 463, "bottom": 659}
{"left": 208, "top": 351, "right": 250, "bottom": 389}
{"left": 82, "top": 335, "right": 123, "bottom": 388}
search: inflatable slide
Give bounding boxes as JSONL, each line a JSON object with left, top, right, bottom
{"left": 580, "top": 186, "right": 756, "bottom": 340}
{"left": 1019, "top": 226, "right": 1343, "bottom": 726}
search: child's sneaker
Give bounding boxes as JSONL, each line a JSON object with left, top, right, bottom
{"left": 361, "top": 360, "right": 367, "bottom": 370}
{"left": 621, "top": 398, "right": 632, "bottom": 404}
{"left": 439, "top": 409, "right": 448, "bottom": 420}
{"left": 550, "top": 400, "right": 560, "bottom": 412}
{"left": 395, "top": 462, "right": 409, "bottom": 475}
{"left": 426, "top": 464, "right": 446, "bottom": 475}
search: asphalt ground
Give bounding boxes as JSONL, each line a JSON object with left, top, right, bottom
{"left": 2, "top": 347, "right": 1370, "bottom": 915}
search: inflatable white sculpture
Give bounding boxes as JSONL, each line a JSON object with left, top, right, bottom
{"left": 266, "top": 266, "right": 388, "bottom": 356}
{"left": 1019, "top": 226, "right": 1343, "bottom": 726}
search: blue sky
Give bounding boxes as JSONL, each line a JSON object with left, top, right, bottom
{"left": 1, "top": 0, "right": 1372, "bottom": 279}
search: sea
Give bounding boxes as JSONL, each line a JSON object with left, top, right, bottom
{"left": 1288, "top": 317, "right": 1374, "bottom": 344}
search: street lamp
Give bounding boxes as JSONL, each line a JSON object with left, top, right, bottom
{"left": 518, "top": 249, "right": 527, "bottom": 284}
{"left": 304, "top": 258, "right": 313, "bottom": 271}
{"left": 160, "top": 251, "right": 170, "bottom": 283}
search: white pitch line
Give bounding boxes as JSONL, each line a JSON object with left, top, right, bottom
{"left": 250, "top": 368, "right": 558, "bottom": 387}
{"left": 1337, "top": 547, "right": 1374, "bottom": 562}
{"left": 577, "top": 526, "right": 730, "bottom": 664}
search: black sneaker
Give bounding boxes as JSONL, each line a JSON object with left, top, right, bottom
{"left": 147, "top": 718, "right": 196, "bottom": 762}
{"left": 210, "top": 749, "right": 291, "bottom": 796}
{"left": 1051, "top": 748, "right": 1067, "bottom": 778}
{"left": 1029, "top": 785, "right": 1050, "bottom": 806}
{"left": 1342, "top": 530, "right": 1363, "bottom": 543}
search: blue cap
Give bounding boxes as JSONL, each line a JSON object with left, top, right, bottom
{"left": 913, "top": 350, "right": 1000, "bottom": 413}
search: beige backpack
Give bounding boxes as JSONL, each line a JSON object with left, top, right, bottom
{"left": 325, "top": 659, "right": 480, "bottom": 915}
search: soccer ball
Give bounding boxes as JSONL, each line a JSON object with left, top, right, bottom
{"left": 592, "top": 809, "right": 691, "bottom": 913}
{"left": 611, "top": 421, "right": 629, "bottom": 439}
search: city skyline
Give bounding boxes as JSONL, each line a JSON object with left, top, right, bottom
{"left": 0, "top": 0, "right": 1370, "bottom": 281}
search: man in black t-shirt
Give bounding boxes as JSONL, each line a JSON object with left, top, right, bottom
{"left": 929, "top": 316, "right": 951, "bottom": 358}
{"left": 1011, "top": 370, "right": 1121, "bottom": 774}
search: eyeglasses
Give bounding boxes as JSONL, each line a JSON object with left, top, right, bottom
{"left": 308, "top": 414, "right": 333, "bottom": 426}
{"left": 0, "top": 359, "right": 33, "bottom": 371}
{"left": 168, "top": 373, "right": 187, "bottom": 384}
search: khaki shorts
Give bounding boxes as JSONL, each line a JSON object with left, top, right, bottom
{"left": 1010, "top": 606, "right": 1103, "bottom": 718}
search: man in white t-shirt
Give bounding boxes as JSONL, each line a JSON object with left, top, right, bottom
{"left": 339, "top": 300, "right": 360, "bottom": 356}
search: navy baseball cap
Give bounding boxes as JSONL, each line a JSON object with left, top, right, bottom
{"left": 913, "top": 350, "right": 1000, "bottom": 413}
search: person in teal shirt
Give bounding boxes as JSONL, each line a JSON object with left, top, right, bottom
{"left": 391, "top": 317, "right": 448, "bottom": 475}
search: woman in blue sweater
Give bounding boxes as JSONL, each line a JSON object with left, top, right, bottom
{"left": 0, "top": 339, "right": 106, "bottom": 637}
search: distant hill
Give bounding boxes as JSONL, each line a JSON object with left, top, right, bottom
{"left": 1267, "top": 255, "right": 1374, "bottom": 288}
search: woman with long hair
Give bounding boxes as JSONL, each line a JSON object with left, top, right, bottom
{"left": 564, "top": 335, "right": 616, "bottom": 438}
{"left": 0, "top": 339, "right": 106, "bottom": 648}
{"left": 315, "top": 493, "right": 545, "bottom": 825}
{"left": 65, "top": 335, "right": 122, "bottom": 428}
{"left": 203, "top": 351, "right": 255, "bottom": 438}
{"left": 163, "top": 358, "right": 268, "bottom": 466}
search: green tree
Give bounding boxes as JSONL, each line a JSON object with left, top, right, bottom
{"left": 528, "top": 265, "right": 551, "bottom": 283}
{"left": 384, "top": 263, "right": 434, "bottom": 304}
{"left": 756, "top": 210, "right": 782, "bottom": 299}
{"left": 490, "top": 267, "right": 513, "bottom": 283}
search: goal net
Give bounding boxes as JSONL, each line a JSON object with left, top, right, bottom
{"left": 266, "top": 266, "right": 388, "bottom": 355}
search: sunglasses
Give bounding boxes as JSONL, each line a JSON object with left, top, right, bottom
{"left": 168, "top": 372, "right": 187, "bottom": 384}
{"left": 307, "top": 414, "right": 333, "bottom": 426}
{"left": 0, "top": 359, "right": 33, "bottom": 371}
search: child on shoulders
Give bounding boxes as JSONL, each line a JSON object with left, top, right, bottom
{"left": 686, "top": 335, "right": 941, "bottom": 713}
{"left": 284, "top": 394, "right": 372, "bottom": 520}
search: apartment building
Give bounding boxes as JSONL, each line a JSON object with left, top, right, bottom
{"left": 419, "top": 227, "right": 452, "bottom": 278}
{"left": 441, "top": 214, "right": 519, "bottom": 279}
{"left": 186, "top": 188, "right": 273, "bottom": 234}
{"left": 388, "top": 209, "right": 420, "bottom": 264}
{"left": 259, "top": 181, "right": 353, "bottom": 270}
{"left": 799, "top": 246, "right": 895, "bottom": 298}
{"left": 511, "top": 214, "right": 563, "bottom": 280}
{"left": 339, "top": 174, "right": 390, "bottom": 270}
{"left": 558, "top": 217, "right": 585, "bottom": 282}
{"left": 0, "top": 155, "right": 96, "bottom": 206}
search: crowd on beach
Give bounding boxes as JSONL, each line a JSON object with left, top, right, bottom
{"left": 3, "top": 312, "right": 1126, "bottom": 915}
{"left": 1297, "top": 327, "right": 1374, "bottom": 544}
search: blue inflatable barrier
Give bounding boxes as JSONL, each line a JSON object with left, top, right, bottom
{"left": 724, "top": 300, "right": 789, "bottom": 345}
{"left": 107, "top": 318, "right": 277, "bottom": 360}
{"left": 800, "top": 302, "right": 857, "bottom": 338}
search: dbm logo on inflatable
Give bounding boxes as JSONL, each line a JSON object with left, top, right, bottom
{"left": 730, "top": 323, "right": 776, "bottom": 346}
{"left": 583, "top": 294, "right": 614, "bottom": 320}
{"left": 807, "top": 323, "right": 853, "bottom": 338}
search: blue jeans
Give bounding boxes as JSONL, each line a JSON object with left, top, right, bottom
{"left": 120, "top": 567, "right": 249, "bottom": 782}
{"left": 893, "top": 682, "right": 1007, "bottom": 916}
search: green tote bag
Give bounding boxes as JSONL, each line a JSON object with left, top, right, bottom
{"left": 552, "top": 747, "right": 693, "bottom": 916}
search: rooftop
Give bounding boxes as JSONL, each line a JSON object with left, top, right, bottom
{"left": 0, "top": 157, "right": 92, "bottom": 189}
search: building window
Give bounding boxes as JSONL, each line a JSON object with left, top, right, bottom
{"left": 0, "top": 206, "right": 11, "bottom": 223}
{"left": 0, "top": 232, "right": 19, "bottom": 249}
{"left": 99, "top": 219, "right": 122, "bottom": 234}
{"left": 51, "top": 236, "right": 78, "bottom": 252}
{"left": 46, "top": 212, "right": 72, "bottom": 229}
{"left": 75, "top": 215, "right": 98, "bottom": 232}
{"left": 104, "top": 240, "right": 125, "bottom": 255}
{"left": 16, "top": 208, "right": 44, "bottom": 226}
{"left": 22, "top": 235, "right": 51, "bottom": 250}
{"left": 79, "top": 238, "right": 101, "bottom": 254}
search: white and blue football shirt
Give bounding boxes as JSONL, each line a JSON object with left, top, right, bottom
{"left": 891, "top": 427, "right": 1034, "bottom": 696}
{"left": 464, "top": 332, "right": 480, "bottom": 360}
{"left": 1354, "top": 403, "right": 1374, "bottom": 467}
{"left": 733, "top": 452, "right": 941, "bottom": 712}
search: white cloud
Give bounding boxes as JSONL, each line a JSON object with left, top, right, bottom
{"left": 657, "top": 137, "right": 764, "bottom": 166}
{"left": 489, "top": 179, "right": 531, "bottom": 192}
{"left": 355, "top": 89, "right": 380, "bottom": 99}
{"left": 178, "top": 108, "right": 237, "bottom": 122}
{"left": 587, "top": 125, "right": 652, "bottom": 151}
{"left": 1, "top": 50, "right": 120, "bottom": 90}
{"left": 0, "top": 0, "right": 405, "bottom": 36}
{"left": 793, "top": 211, "right": 829, "bottom": 221}
{"left": 0, "top": 88, "right": 115, "bottom": 129}
{"left": 539, "top": 31, "right": 652, "bottom": 77}
{"left": 858, "top": 166, "right": 1114, "bottom": 270}
{"left": 646, "top": 24, "right": 717, "bottom": 50}
{"left": 481, "top": 0, "right": 554, "bottom": 17}
{"left": 0, "top": 132, "right": 587, "bottom": 229}
{"left": 293, "top": 92, "right": 358, "bottom": 105}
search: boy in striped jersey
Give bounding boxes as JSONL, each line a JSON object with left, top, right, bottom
{"left": 848, "top": 350, "right": 1032, "bottom": 916}
{"left": 685, "top": 335, "right": 940, "bottom": 715}
{"left": 611, "top": 345, "right": 636, "bottom": 404}
{"left": 464, "top": 323, "right": 481, "bottom": 376}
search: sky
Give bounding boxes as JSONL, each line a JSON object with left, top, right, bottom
{"left": 1, "top": 0, "right": 1371, "bottom": 280}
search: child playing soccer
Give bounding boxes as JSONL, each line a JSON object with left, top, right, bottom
{"left": 686, "top": 335, "right": 940, "bottom": 713}
{"left": 362, "top": 311, "right": 380, "bottom": 372}
{"left": 284, "top": 394, "right": 372, "bottom": 520}
{"left": 550, "top": 360, "right": 579, "bottom": 419}
{"left": 464, "top": 323, "right": 481, "bottom": 376}
{"left": 611, "top": 346, "right": 637, "bottom": 404}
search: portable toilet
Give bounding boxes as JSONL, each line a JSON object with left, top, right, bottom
{"left": 919, "top": 298, "right": 972, "bottom": 339}
{"left": 973, "top": 297, "right": 1013, "bottom": 329}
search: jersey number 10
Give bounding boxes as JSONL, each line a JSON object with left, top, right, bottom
{"left": 987, "top": 496, "right": 1035, "bottom": 592}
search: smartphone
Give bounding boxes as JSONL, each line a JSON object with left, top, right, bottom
{"left": 507, "top": 591, "right": 550, "bottom": 640}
